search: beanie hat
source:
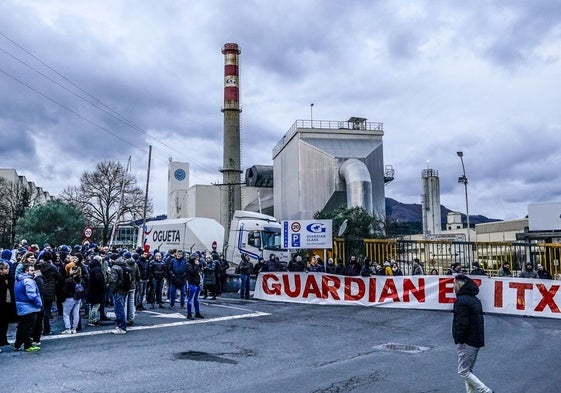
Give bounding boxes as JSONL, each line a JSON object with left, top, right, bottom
{"left": 110, "top": 253, "right": 120, "bottom": 260}
{"left": 123, "top": 252, "right": 132, "bottom": 259}
{"left": 1, "top": 249, "right": 12, "bottom": 260}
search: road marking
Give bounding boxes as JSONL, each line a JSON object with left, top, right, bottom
{"left": 40, "top": 312, "right": 271, "bottom": 341}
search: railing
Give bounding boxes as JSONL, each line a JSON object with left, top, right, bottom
{"left": 358, "top": 239, "right": 561, "bottom": 278}
{"left": 272, "top": 119, "right": 384, "bottom": 157}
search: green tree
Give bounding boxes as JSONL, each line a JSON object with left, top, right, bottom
{"left": 314, "top": 205, "right": 385, "bottom": 259}
{"left": 16, "top": 199, "right": 87, "bottom": 246}
{"left": 61, "top": 160, "right": 151, "bottom": 245}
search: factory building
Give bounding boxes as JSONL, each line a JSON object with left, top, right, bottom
{"left": 272, "top": 117, "right": 393, "bottom": 221}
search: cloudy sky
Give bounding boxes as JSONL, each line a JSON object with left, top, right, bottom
{"left": 1, "top": 1, "right": 560, "bottom": 221}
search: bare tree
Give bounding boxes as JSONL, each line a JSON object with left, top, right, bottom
{"left": 0, "top": 177, "right": 43, "bottom": 247}
{"left": 61, "top": 160, "right": 152, "bottom": 245}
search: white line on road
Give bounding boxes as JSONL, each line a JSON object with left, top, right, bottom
{"left": 40, "top": 311, "right": 271, "bottom": 341}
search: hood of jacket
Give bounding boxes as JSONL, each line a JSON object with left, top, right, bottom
{"left": 457, "top": 277, "right": 479, "bottom": 297}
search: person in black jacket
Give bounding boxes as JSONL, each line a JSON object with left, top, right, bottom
{"left": 86, "top": 257, "right": 105, "bottom": 326}
{"left": 37, "top": 252, "right": 63, "bottom": 335}
{"left": 148, "top": 252, "right": 167, "bottom": 308}
{"left": 238, "top": 254, "right": 253, "bottom": 300}
{"left": 185, "top": 254, "right": 204, "bottom": 319}
{"left": 0, "top": 261, "right": 17, "bottom": 346}
{"left": 452, "top": 274, "right": 493, "bottom": 393}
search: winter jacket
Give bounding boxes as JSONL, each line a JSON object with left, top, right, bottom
{"left": 87, "top": 260, "right": 106, "bottom": 305}
{"left": 452, "top": 277, "right": 485, "bottom": 348}
{"left": 39, "top": 262, "right": 63, "bottom": 301}
{"left": 519, "top": 269, "right": 538, "bottom": 279}
{"left": 346, "top": 261, "right": 361, "bottom": 276}
{"left": 149, "top": 258, "right": 167, "bottom": 280}
{"left": 239, "top": 259, "right": 254, "bottom": 276}
{"left": 334, "top": 263, "right": 347, "bottom": 275}
{"left": 14, "top": 273, "right": 42, "bottom": 316}
{"left": 308, "top": 263, "right": 325, "bottom": 273}
{"left": 0, "top": 273, "right": 17, "bottom": 323}
{"left": 63, "top": 276, "right": 85, "bottom": 301}
{"left": 136, "top": 257, "right": 150, "bottom": 280}
{"left": 125, "top": 258, "right": 140, "bottom": 289}
{"left": 170, "top": 257, "right": 188, "bottom": 286}
{"left": 109, "top": 260, "right": 128, "bottom": 295}
{"left": 203, "top": 260, "right": 217, "bottom": 286}
{"left": 186, "top": 261, "right": 202, "bottom": 286}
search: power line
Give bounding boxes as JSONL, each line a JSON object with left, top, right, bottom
{"left": 0, "top": 30, "right": 218, "bottom": 174}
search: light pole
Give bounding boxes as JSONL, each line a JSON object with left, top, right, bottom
{"left": 310, "top": 103, "right": 314, "bottom": 126}
{"left": 456, "top": 151, "right": 470, "bottom": 241}
{"left": 457, "top": 151, "right": 471, "bottom": 268}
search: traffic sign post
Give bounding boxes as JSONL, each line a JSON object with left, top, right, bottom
{"left": 282, "top": 220, "right": 333, "bottom": 269}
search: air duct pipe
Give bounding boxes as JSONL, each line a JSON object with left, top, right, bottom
{"left": 339, "top": 158, "right": 373, "bottom": 215}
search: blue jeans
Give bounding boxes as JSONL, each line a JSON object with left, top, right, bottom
{"left": 126, "top": 289, "right": 135, "bottom": 322}
{"left": 169, "top": 282, "right": 186, "bottom": 307}
{"left": 113, "top": 292, "right": 127, "bottom": 331}
{"left": 240, "top": 274, "right": 251, "bottom": 299}
{"left": 136, "top": 280, "right": 148, "bottom": 306}
{"left": 149, "top": 278, "right": 165, "bottom": 304}
{"left": 187, "top": 284, "right": 201, "bottom": 315}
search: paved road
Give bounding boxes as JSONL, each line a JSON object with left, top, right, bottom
{"left": 2, "top": 295, "right": 559, "bottom": 392}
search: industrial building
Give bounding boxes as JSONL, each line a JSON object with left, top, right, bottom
{"left": 0, "top": 168, "right": 53, "bottom": 205}
{"left": 272, "top": 117, "right": 394, "bottom": 221}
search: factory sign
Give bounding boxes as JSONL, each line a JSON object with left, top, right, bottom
{"left": 282, "top": 220, "right": 332, "bottom": 249}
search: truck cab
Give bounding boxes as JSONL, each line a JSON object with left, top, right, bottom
{"left": 225, "top": 210, "right": 289, "bottom": 265}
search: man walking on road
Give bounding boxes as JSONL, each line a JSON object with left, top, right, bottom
{"left": 452, "top": 274, "right": 493, "bottom": 393}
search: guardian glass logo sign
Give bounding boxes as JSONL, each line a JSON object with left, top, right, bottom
{"left": 282, "top": 220, "right": 333, "bottom": 249}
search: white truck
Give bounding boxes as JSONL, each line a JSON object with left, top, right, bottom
{"left": 139, "top": 217, "right": 224, "bottom": 254}
{"left": 224, "top": 210, "right": 290, "bottom": 266}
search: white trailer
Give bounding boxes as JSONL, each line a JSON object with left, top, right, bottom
{"left": 139, "top": 217, "right": 224, "bottom": 254}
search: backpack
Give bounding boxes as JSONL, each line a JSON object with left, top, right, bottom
{"left": 74, "top": 282, "right": 86, "bottom": 300}
{"left": 119, "top": 266, "right": 133, "bottom": 292}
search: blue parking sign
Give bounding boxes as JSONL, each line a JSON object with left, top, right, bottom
{"left": 291, "top": 233, "right": 300, "bottom": 248}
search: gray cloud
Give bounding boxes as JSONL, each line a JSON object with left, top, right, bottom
{"left": 0, "top": 0, "right": 559, "bottom": 220}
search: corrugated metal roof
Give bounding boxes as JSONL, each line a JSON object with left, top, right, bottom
{"left": 301, "top": 138, "right": 382, "bottom": 158}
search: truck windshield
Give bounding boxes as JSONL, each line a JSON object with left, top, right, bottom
{"left": 262, "top": 229, "right": 284, "bottom": 251}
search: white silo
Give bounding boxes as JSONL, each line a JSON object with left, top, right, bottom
{"left": 167, "top": 161, "right": 190, "bottom": 219}
{"left": 421, "top": 168, "right": 442, "bottom": 236}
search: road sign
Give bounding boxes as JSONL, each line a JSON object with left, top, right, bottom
{"left": 282, "top": 220, "right": 332, "bottom": 249}
{"left": 83, "top": 226, "right": 94, "bottom": 239}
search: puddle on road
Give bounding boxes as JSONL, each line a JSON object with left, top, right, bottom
{"left": 372, "top": 343, "right": 430, "bottom": 353}
{"left": 174, "top": 350, "right": 238, "bottom": 364}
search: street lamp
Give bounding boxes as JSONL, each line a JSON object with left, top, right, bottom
{"left": 456, "top": 151, "right": 470, "bottom": 242}
{"left": 310, "top": 103, "right": 314, "bottom": 126}
{"left": 457, "top": 151, "right": 471, "bottom": 269}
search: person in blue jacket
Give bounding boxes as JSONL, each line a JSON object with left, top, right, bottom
{"left": 14, "top": 263, "right": 42, "bottom": 352}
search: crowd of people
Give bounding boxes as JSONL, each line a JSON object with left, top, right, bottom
{"left": 0, "top": 239, "right": 230, "bottom": 352}
{"left": 251, "top": 253, "right": 555, "bottom": 280}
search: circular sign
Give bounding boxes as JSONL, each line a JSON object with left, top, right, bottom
{"left": 291, "top": 222, "right": 301, "bottom": 232}
{"left": 83, "top": 226, "right": 93, "bottom": 239}
{"left": 174, "top": 168, "right": 186, "bottom": 181}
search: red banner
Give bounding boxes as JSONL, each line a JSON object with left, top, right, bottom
{"left": 254, "top": 273, "right": 561, "bottom": 319}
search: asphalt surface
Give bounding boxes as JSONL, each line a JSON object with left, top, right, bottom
{"left": 1, "top": 293, "right": 559, "bottom": 393}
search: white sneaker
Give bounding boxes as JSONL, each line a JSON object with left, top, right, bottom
{"left": 61, "top": 329, "right": 72, "bottom": 334}
{"left": 112, "top": 327, "right": 126, "bottom": 334}
{"left": 71, "top": 329, "right": 77, "bottom": 334}
{"left": 31, "top": 341, "right": 41, "bottom": 346}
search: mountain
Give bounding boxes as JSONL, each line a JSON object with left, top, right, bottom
{"left": 385, "top": 197, "right": 500, "bottom": 225}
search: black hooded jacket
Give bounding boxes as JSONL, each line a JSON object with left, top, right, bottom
{"left": 452, "top": 277, "right": 485, "bottom": 348}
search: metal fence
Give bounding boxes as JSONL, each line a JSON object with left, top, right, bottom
{"left": 332, "top": 238, "right": 561, "bottom": 278}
